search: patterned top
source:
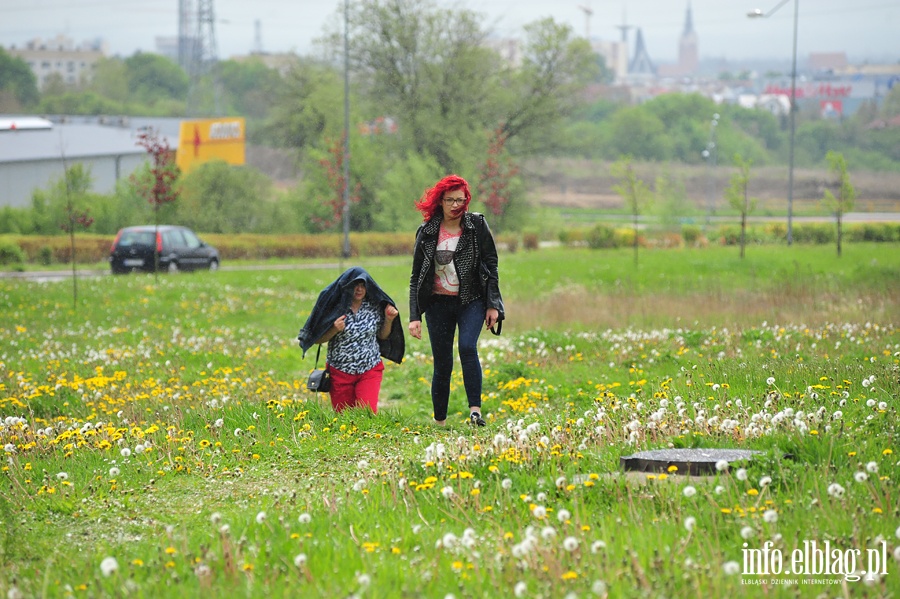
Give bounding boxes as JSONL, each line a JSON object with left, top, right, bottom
{"left": 326, "top": 299, "right": 383, "bottom": 374}
{"left": 433, "top": 225, "right": 461, "bottom": 295}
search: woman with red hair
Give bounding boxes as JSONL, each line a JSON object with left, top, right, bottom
{"left": 408, "top": 174, "right": 505, "bottom": 427}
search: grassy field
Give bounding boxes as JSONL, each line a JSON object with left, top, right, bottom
{"left": 1, "top": 244, "right": 899, "bottom": 597}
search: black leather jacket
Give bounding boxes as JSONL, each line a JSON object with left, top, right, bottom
{"left": 409, "top": 211, "right": 505, "bottom": 325}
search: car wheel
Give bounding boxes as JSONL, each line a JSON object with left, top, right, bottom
{"left": 208, "top": 259, "right": 219, "bottom": 271}
{"left": 167, "top": 261, "right": 179, "bottom": 273}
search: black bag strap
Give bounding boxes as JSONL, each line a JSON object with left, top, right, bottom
{"left": 314, "top": 344, "right": 323, "bottom": 368}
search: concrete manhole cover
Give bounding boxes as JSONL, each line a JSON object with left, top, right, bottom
{"left": 620, "top": 448, "right": 763, "bottom": 476}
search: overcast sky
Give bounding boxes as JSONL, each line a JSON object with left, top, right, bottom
{"left": 2, "top": 0, "right": 897, "bottom": 64}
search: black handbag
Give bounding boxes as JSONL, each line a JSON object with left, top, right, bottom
{"left": 306, "top": 345, "right": 331, "bottom": 393}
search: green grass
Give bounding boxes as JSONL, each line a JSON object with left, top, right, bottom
{"left": 1, "top": 243, "right": 898, "bottom": 597}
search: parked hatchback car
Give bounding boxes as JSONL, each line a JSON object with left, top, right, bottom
{"left": 109, "top": 225, "right": 220, "bottom": 274}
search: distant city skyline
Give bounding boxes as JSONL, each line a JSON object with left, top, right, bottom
{"left": 2, "top": 0, "right": 897, "bottom": 64}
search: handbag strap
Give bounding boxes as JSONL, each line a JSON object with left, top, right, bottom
{"left": 314, "top": 344, "right": 323, "bottom": 368}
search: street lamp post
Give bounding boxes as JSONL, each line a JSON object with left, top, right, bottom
{"left": 341, "top": 0, "right": 351, "bottom": 260}
{"left": 749, "top": 0, "right": 798, "bottom": 245}
{"left": 702, "top": 113, "right": 719, "bottom": 222}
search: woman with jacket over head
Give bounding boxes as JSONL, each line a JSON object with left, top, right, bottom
{"left": 298, "top": 267, "right": 404, "bottom": 414}
{"left": 408, "top": 174, "right": 505, "bottom": 427}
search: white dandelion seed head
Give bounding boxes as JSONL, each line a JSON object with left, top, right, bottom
{"left": 298, "top": 512, "right": 312, "bottom": 524}
{"left": 541, "top": 526, "right": 557, "bottom": 541}
{"left": 210, "top": 512, "right": 222, "bottom": 524}
{"left": 723, "top": 560, "right": 740, "bottom": 575}
{"left": 514, "top": 581, "right": 527, "bottom": 598}
{"left": 214, "top": 418, "right": 224, "bottom": 428}
{"left": 866, "top": 399, "right": 876, "bottom": 407}
{"left": 555, "top": 476, "right": 567, "bottom": 488}
{"left": 854, "top": 471, "right": 868, "bottom": 483}
{"left": 293, "top": 553, "right": 307, "bottom": 567}
{"left": 255, "top": 511, "right": 266, "bottom": 524}
{"left": 894, "top": 546, "right": 900, "bottom": 563}
{"left": 827, "top": 483, "right": 845, "bottom": 498}
{"left": 736, "top": 468, "right": 748, "bottom": 481}
{"left": 684, "top": 516, "right": 696, "bottom": 532}
{"left": 357, "top": 459, "right": 369, "bottom": 470}
{"left": 357, "top": 573, "right": 371, "bottom": 587}
{"left": 441, "top": 486, "right": 455, "bottom": 499}
{"left": 878, "top": 401, "right": 888, "bottom": 411}
{"left": 100, "top": 556, "right": 119, "bottom": 577}
{"left": 741, "top": 526, "right": 755, "bottom": 540}
{"left": 234, "top": 428, "right": 242, "bottom": 437}
{"left": 591, "top": 540, "right": 607, "bottom": 554}
{"left": 562, "top": 536, "right": 579, "bottom": 552}
{"left": 56, "top": 472, "right": 68, "bottom": 480}
{"left": 120, "top": 448, "right": 131, "bottom": 457}
{"left": 441, "top": 532, "right": 457, "bottom": 549}
{"left": 866, "top": 461, "right": 878, "bottom": 474}
{"left": 532, "top": 505, "right": 547, "bottom": 519}
{"left": 895, "top": 525, "right": 900, "bottom": 540}
{"left": 766, "top": 377, "right": 776, "bottom": 386}
{"left": 557, "top": 508, "right": 571, "bottom": 522}
{"left": 501, "top": 478, "right": 513, "bottom": 490}
{"left": 219, "top": 524, "right": 230, "bottom": 535}
{"left": 109, "top": 467, "right": 120, "bottom": 477}
{"left": 759, "top": 476, "right": 772, "bottom": 487}
{"left": 7, "top": 586, "right": 23, "bottom": 599}
{"left": 682, "top": 485, "right": 697, "bottom": 498}
{"left": 715, "top": 485, "right": 725, "bottom": 495}
{"left": 715, "top": 459, "right": 729, "bottom": 472}
{"left": 763, "top": 509, "right": 778, "bottom": 523}
{"left": 536, "top": 491, "right": 547, "bottom": 502}
{"left": 591, "top": 580, "right": 608, "bottom": 596}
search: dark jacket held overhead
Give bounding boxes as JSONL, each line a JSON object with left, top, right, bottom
{"left": 297, "top": 266, "right": 405, "bottom": 364}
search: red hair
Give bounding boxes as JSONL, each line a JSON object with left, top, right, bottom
{"left": 414, "top": 174, "right": 471, "bottom": 221}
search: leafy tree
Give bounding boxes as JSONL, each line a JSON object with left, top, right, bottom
{"left": 724, "top": 154, "right": 757, "bottom": 259}
{"left": 218, "top": 58, "right": 289, "bottom": 122}
{"left": 267, "top": 60, "right": 346, "bottom": 152}
{"left": 133, "top": 128, "right": 180, "bottom": 277}
{"left": 500, "top": 18, "right": 598, "bottom": 154}
{"left": 611, "top": 156, "right": 652, "bottom": 266}
{"left": 0, "top": 47, "right": 39, "bottom": 109}
{"left": 653, "top": 169, "right": 691, "bottom": 231}
{"left": 177, "top": 161, "right": 272, "bottom": 233}
{"left": 125, "top": 52, "right": 189, "bottom": 105}
{"left": 822, "top": 151, "right": 855, "bottom": 257}
{"left": 89, "top": 57, "right": 130, "bottom": 105}
{"left": 57, "top": 163, "right": 95, "bottom": 309}
{"left": 607, "top": 107, "right": 670, "bottom": 161}
{"left": 348, "top": 0, "right": 495, "bottom": 172}
{"left": 477, "top": 127, "right": 519, "bottom": 231}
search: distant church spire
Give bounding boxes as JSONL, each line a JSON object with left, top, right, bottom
{"left": 678, "top": 2, "right": 699, "bottom": 74}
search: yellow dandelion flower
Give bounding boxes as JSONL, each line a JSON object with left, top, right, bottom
{"left": 483, "top": 506, "right": 493, "bottom": 512}
{"left": 132, "top": 559, "right": 144, "bottom": 566}
{"left": 165, "top": 547, "right": 177, "bottom": 555}
{"left": 658, "top": 473, "right": 668, "bottom": 481}
{"left": 873, "top": 507, "right": 883, "bottom": 514}
{"left": 392, "top": 547, "right": 401, "bottom": 554}
{"left": 667, "top": 465, "right": 678, "bottom": 473}
{"left": 165, "top": 561, "right": 176, "bottom": 569}
{"left": 243, "top": 563, "right": 254, "bottom": 572}
{"left": 470, "top": 489, "right": 480, "bottom": 496}
{"left": 646, "top": 474, "right": 657, "bottom": 480}
{"left": 848, "top": 451, "right": 857, "bottom": 457}
{"left": 561, "top": 571, "right": 578, "bottom": 581}
{"left": 747, "top": 489, "right": 759, "bottom": 496}
{"left": 721, "top": 508, "right": 732, "bottom": 514}
{"left": 581, "top": 525, "right": 590, "bottom": 532}
{"left": 883, "top": 449, "right": 893, "bottom": 456}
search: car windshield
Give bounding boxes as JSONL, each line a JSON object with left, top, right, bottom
{"left": 118, "top": 231, "right": 155, "bottom": 247}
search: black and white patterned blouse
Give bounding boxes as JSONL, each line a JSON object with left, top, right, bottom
{"left": 326, "top": 300, "right": 383, "bottom": 375}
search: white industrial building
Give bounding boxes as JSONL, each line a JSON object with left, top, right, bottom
{"left": 0, "top": 116, "right": 180, "bottom": 208}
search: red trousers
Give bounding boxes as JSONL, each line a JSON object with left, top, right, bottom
{"left": 327, "top": 361, "right": 384, "bottom": 413}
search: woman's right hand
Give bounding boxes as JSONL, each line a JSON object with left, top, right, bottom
{"left": 333, "top": 315, "right": 347, "bottom": 332}
{"left": 409, "top": 320, "right": 422, "bottom": 339}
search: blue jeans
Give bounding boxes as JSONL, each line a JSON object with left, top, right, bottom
{"left": 424, "top": 296, "right": 485, "bottom": 421}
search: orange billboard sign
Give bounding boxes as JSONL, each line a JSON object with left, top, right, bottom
{"left": 176, "top": 117, "right": 246, "bottom": 173}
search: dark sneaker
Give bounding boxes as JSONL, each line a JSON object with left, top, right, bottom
{"left": 469, "top": 411, "right": 486, "bottom": 427}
